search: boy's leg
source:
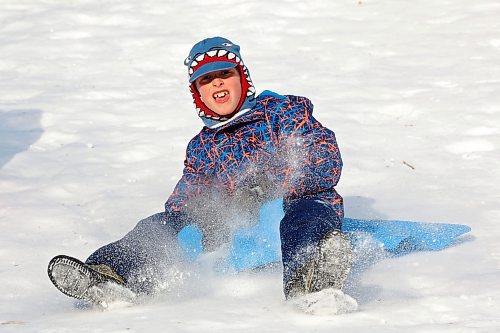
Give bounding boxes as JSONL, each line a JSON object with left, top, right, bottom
{"left": 84, "top": 212, "right": 183, "bottom": 294}
{"left": 279, "top": 198, "right": 352, "bottom": 298}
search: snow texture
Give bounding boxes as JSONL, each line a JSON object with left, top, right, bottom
{"left": 1, "top": 0, "right": 499, "bottom": 332}
{"left": 289, "top": 288, "right": 359, "bottom": 316}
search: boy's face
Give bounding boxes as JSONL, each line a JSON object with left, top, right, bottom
{"left": 195, "top": 68, "right": 242, "bottom": 117}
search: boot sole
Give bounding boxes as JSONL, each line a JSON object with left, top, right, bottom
{"left": 48, "top": 255, "right": 107, "bottom": 301}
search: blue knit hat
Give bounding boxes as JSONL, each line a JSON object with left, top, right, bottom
{"left": 185, "top": 37, "right": 256, "bottom": 128}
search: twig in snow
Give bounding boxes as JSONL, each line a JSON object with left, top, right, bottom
{"left": 402, "top": 161, "right": 415, "bottom": 170}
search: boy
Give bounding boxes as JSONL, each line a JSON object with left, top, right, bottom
{"left": 48, "top": 37, "right": 353, "bottom": 303}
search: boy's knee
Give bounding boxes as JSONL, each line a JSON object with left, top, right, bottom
{"left": 280, "top": 198, "right": 341, "bottom": 234}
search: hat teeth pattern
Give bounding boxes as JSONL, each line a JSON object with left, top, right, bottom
{"left": 188, "top": 48, "right": 254, "bottom": 89}
{"left": 189, "top": 50, "right": 248, "bottom": 74}
{"left": 217, "top": 50, "right": 228, "bottom": 57}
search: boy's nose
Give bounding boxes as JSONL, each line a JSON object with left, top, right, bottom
{"left": 212, "top": 78, "right": 224, "bottom": 87}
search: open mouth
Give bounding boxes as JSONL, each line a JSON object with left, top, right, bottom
{"left": 213, "top": 90, "right": 230, "bottom": 103}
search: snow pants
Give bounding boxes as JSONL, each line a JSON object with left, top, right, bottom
{"left": 85, "top": 198, "right": 342, "bottom": 295}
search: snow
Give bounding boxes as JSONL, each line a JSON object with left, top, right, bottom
{"left": 1, "top": 0, "right": 499, "bottom": 331}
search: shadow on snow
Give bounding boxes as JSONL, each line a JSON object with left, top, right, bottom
{"left": 0, "top": 109, "right": 44, "bottom": 169}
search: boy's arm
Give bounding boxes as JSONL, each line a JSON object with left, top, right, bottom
{"left": 164, "top": 139, "right": 211, "bottom": 232}
{"left": 273, "top": 96, "right": 343, "bottom": 206}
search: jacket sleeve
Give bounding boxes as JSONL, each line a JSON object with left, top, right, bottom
{"left": 164, "top": 136, "right": 212, "bottom": 225}
{"left": 271, "top": 95, "right": 343, "bottom": 204}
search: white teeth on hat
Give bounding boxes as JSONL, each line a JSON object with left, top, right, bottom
{"left": 248, "top": 86, "right": 255, "bottom": 93}
{"left": 217, "top": 50, "right": 228, "bottom": 57}
{"left": 189, "top": 50, "right": 245, "bottom": 74}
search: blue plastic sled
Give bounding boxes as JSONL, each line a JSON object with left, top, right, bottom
{"left": 178, "top": 199, "right": 471, "bottom": 271}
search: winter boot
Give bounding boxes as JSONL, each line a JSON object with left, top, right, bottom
{"left": 48, "top": 255, "right": 130, "bottom": 304}
{"left": 285, "top": 230, "right": 353, "bottom": 299}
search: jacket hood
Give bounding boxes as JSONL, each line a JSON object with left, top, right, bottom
{"left": 185, "top": 37, "right": 257, "bottom": 128}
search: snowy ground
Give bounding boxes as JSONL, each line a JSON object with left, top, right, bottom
{"left": 1, "top": 0, "right": 500, "bottom": 331}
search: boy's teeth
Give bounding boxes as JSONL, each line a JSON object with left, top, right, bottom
{"left": 214, "top": 91, "right": 228, "bottom": 98}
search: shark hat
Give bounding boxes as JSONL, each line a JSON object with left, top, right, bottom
{"left": 185, "top": 37, "right": 257, "bottom": 128}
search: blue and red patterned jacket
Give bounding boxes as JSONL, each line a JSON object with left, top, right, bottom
{"left": 164, "top": 90, "right": 343, "bottom": 226}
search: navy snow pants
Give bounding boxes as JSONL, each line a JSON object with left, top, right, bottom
{"left": 280, "top": 198, "right": 342, "bottom": 289}
{"left": 85, "top": 198, "right": 342, "bottom": 294}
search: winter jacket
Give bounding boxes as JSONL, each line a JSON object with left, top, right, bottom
{"left": 164, "top": 90, "right": 343, "bottom": 231}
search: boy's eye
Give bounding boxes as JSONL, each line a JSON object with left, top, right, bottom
{"left": 198, "top": 74, "right": 214, "bottom": 85}
{"left": 220, "top": 70, "right": 232, "bottom": 78}
{"left": 196, "top": 69, "right": 237, "bottom": 86}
